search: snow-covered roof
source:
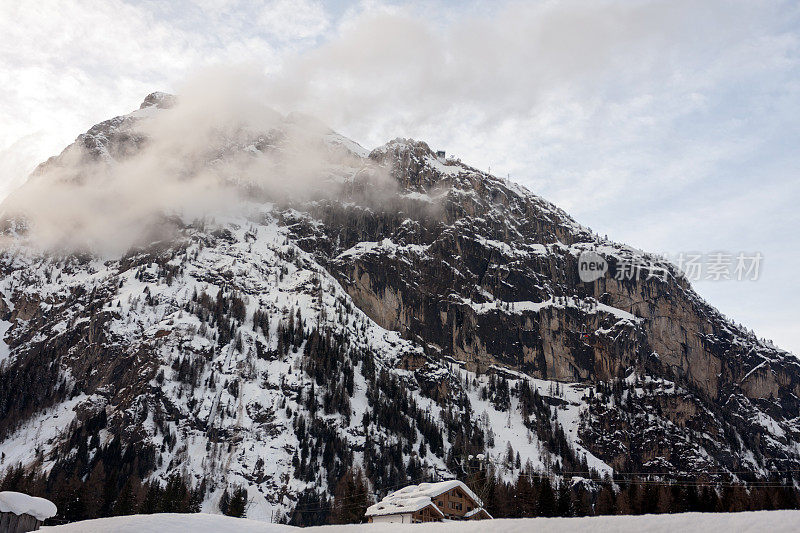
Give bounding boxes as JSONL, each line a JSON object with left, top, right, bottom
{"left": 464, "top": 507, "right": 493, "bottom": 519}
{"left": 0, "top": 491, "right": 58, "bottom": 521}
{"left": 366, "top": 480, "right": 483, "bottom": 517}
{"left": 386, "top": 480, "right": 483, "bottom": 507}
{"left": 365, "top": 496, "right": 444, "bottom": 518}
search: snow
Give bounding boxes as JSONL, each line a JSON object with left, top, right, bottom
{"left": 324, "top": 132, "right": 370, "bottom": 158}
{"left": 0, "top": 209, "right": 423, "bottom": 519}
{"left": 0, "top": 319, "right": 12, "bottom": 365}
{"left": 393, "top": 481, "right": 482, "bottom": 506}
{"left": 423, "top": 154, "right": 462, "bottom": 176}
{"left": 465, "top": 296, "right": 641, "bottom": 325}
{"left": 41, "top": 511, "right": 800, "bottom": 532}
{"left": 756, "top": 411, "right": 786, "bottom": 438}
{"left": 472, "top": 365, "right": 614, "bottom": 478}
{"left": 365, "top": 495, "right": 442, "bottom": 518}
{"left": 42, "top": 513, "right": 289, "bottom": 532}
{"left": 0, "top": 394, "right": 99, "bottom": 474}
{"left": 127, "top": 105, "right": 161, "bottom": 120}
{"left": 401, "top": 191, "right": 435, "bottom": 203}
{"left": 464, "top": 507, "right": 492, "bottom": 518}
{"left": 336, "top": 238, "right": 430, "bottom": 261}
{"left": 0, "top": 491, "right": 57, "bottom": 521}
{"left": 741, "top": 360, "right": 768, "bottom": 382}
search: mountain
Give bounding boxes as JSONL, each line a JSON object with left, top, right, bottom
{"left": 1, "top": 93, "right": 798, "bottom": 523}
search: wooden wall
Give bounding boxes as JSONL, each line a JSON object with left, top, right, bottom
{"left": 0, "top": 511, "right": 42, "bottom": 533}
{"left": 431, "top": 487, "right": 480, "bottom": 519}
{"left": 411, "top": 504, "right": 441, "bottom": 523}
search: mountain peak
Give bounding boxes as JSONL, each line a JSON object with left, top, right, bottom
{"left": 369, "top": 137, "right": 460, "bottom": 191}
{"left": 139, "top": 91, "right": 175, "bottom": 110}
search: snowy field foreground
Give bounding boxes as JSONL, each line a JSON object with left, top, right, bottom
{"left": 42, "top": 511, "right": 800, "bottom": 532}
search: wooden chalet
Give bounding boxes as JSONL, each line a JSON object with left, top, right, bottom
{"left": 365, "top": 480, "right": 492, "bottom": 523}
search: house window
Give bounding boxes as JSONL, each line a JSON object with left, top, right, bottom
{"left": 438, "top": 500, "right": 443, "bottom": 507}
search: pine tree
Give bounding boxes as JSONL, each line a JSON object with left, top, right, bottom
{"left": 329, "top": 467, "right": 370, "bottom": 524}
{"left": 595, "top": 484, "right": 616, "bottom": 515}
{"left": 113, "top": 477, "right": 140, "bottom": 516}
{"left": 536, "top": 477, "right": 557, "bottom": 517}
{"left": 227, "top": 486, "right": 248, "bottom": 517}
{"left": 219, "top": 487, "right": 231, "bottom": 515}
{"left": 556, "top": 481, "right": 571, "bottom": 516}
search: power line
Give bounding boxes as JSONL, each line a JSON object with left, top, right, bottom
{"left": 477, "top": 463, "right": 800, "bottom": 477}
{"left": 464, "top": 462, "right": 800, "bottom": 488}
{"left": 288, "top": 472, "right": 440, "bottom": 513}
{"left": 288, "top": 462, "right": 800, "bottom": 515}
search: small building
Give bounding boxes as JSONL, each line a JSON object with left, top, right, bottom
{"left": 365, "top": 480, "right": 492, "bottom": 523}
{"left": 436, "top": 150, "right": 446, "bottom": 161}
{"left": 0, "top": 491, "right": 57, "bottom": 532}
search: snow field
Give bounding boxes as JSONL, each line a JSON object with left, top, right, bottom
{"left": 41, "top": 510, "right": 800, "bottom": 533}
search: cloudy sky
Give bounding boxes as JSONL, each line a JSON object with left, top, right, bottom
{"left": 1, "top": 0, "right": 799, "bottom": 353}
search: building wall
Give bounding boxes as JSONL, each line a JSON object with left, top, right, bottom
{"left": 0, "top": 511, "right": 42, "bottom": 533}
{"left": 411, "top": 505, "right": 441, "bottom": 523}
{"left": 432, "top": 487, "right": 480, "bottom": 519}
{"left": 369, "top": 513, "right": 413, "bottom": 524}
{"left": 369, "top": 504, "right": 442, "bottom": 524}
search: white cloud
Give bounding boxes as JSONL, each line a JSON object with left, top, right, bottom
{"left": 0, "top": 0, "right": 296, "bottom": 192}
{"left": 256, "top": 0, "right": 329, "bottom": 42}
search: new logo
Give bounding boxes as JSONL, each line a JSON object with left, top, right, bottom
{"left": 578, "top": 251, "right": 608, "bottom": 282}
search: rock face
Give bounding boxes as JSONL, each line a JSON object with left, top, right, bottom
{"left": 321, "top": 141, "right": 800, "bottom": 401}
{"left": 0, "top": 94, "right": 798, "bottom": 520}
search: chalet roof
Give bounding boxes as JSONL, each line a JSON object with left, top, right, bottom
{"left": 365, "top": 480, "right": 483, "bottom": 517}
{"left": 387, "top": 480, "right": 483, "bottom": 507}
{"left": 0, "top": 491, "right": 58, "bottom": 521}
{"left": 464, "top": 507, "right": 493, "bottom": 519}
{"left": 365, "top": 497, "right": 445, "bottom": 518}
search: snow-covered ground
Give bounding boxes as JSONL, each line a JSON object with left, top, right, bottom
{"left": 41, "top": 511, "right": 800, "bottom": 532}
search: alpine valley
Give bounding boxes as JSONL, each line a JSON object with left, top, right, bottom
{"left": 1, "top": 93, "right": 798, "bottom": 524}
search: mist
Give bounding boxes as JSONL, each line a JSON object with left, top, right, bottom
{"left": 0, "top": 67, "right": 392, "bottom": 255}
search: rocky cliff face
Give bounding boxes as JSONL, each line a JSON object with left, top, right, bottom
{"left": 307, "top": 138, "right": 800, "bottom": 402}
{"left": 0, "top": 94, "right": 798, "bottom": 520}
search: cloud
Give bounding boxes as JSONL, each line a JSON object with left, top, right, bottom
{"left": 0, "top": 0, "right": 326, "bottom": 194}
{"left": 256, "top": 0, "right": 330, "bottom": 42}
{"left": 0, "top": 69, "right": 388, "bottom": 254}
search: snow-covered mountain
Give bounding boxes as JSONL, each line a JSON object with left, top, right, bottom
{"left": 1, "top": 93, "right": 799, "bottom": 523}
